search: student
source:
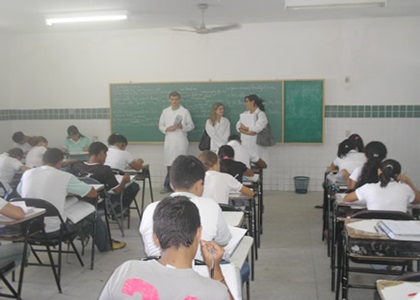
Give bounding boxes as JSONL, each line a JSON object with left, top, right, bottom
{"left": 18, "top": 148, "right": 124, "bottom": 251}
{"left": 25, "top": 136, "right": 48, "bottom": 168}
{"left": 205, "top": 102, "right": 230, "bottom": 152}
{"left": 0, "top": 197, "right": 26, "bottom": 274}
{"left": 227, "top": 134, "right": 267, "bottom": 169}
{"left": 217, "top": 145, "right": 254, "bottom": 183}
{"left": 329, "top": 138, "right": 366, "bottom": 183}
{"left": 100, "top": 196, "right": 231, "bottom": 300}
{"left": 198, "top": 150, "right": 254, "bottom": 204}
{"left": 158, "top": 91, "right": 194, "bottom": 194}
{"left": 63, "top": 125, "right": 90, "bottom": 153}
{"left": 236, "top": 94, "right": 269, "bottom": 160}
{"left": 348, "top": 133, "right": 365, "bottom": 152}
{"left": 0, "top": 148, "right": 30, "bottom": 196}
{"left": 344, "top": 159, "right": 420, "bottom": 212}
{"left": 140, "top": 155, "right": 231, "bottom": 259}
{"left": 71, "top": 142, "right": 139, "bottom": 215}
{"left": 347, "top": 141, "right": 387, "bottom": 190}
{"left": 105, "top": 133, "right": 144, "bottom": 171}
{"left": 11, "top": 131, "right": 37, "bottom": 156}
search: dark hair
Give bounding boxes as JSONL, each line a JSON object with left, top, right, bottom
{"left": 170, "top": 155, "right": 205, "bottom": 190}
{"left": 357, "top": 141, "right": 387, "bottom": 188}
{"left": 42, "top": 148, "right": 64, "bottom": 165}
{"left": 348, "top": 134, "right": 364, "bottom": 152}
{"left": 197, "top": 150, "right": 218, "bottom": 171}
{"left": 244, "top": 94, "right": 265, "bottom": 111}
{"left": 228, "top": 134, "right": 241, "bottom": 143}
{"left": 169, "top": 91, "right": 181, "bottom": 98}
{"left": 35, "top": 136, "right": 48, "bottom": 145}
{"left": 337, "top": 139, "right": 356, "bottom": 158}
{"left": 153, "top": 196, "right": 200, "bottom": 250}
{"left": 67, "top": 125, "right": 85, "bottom": 138}
{"left": 218, "top": 145, "right": 235, "bottom": 160}
{"left": 8, "top": 148, "right": 24, "bottom": 160}
{"left": 12, "top": 131, "right": 25, "bottom": 143}
{"left": 108, "top": 133, "right": 128, "bottom": 146}
{"left": 88, "top": 141, "right": 108, "bottom": 156}
{"left": 379, "top": 159, "right": 401, "bottom": 188}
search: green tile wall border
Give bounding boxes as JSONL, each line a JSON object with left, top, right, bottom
{"left": 0, "top": 105, "right": 419, "bottom": 121}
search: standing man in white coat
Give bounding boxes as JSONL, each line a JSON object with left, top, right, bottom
{"left": 159, "top": 91, "right": 194, "bottom": 194}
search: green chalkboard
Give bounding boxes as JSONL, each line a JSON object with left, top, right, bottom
{"left": 110, "top": 81, "right": 283, "bottom": 143}
{"left": 283, "top": 80, "right": 324, "bottom": 143}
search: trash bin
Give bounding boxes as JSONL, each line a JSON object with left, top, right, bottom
{"left": 294, "top": 176, "right": 309, "bottom": 194}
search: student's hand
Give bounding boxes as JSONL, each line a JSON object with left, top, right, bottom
{"left": 201, "top": 240, "right": 224, "bottom": 267}
{"left": 397, "top": 173, "right": 412, "bottom": 184}
{"left": 122, "top": 174, "right": 131, "bottom": 184}
{"left": 342, "top": 169, "right": 350, "bottom": 180}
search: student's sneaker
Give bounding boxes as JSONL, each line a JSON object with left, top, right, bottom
{"left": 111, "top": 240, "right": 126, "bottom": 251}
{"left": 159, "top": 187, "right": 173, "bottom": 194}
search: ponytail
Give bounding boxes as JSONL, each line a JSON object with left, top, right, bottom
{"left": 379, "top": 159, "right": 401, "bottom": 188}
{"left": 357, "top": 141, "right": 387, "bottom": 188}
{"left": 244, "top": 94, "right": 265, "bottom": 112}
{"left": 337, "top": 139, "right": 355, "bottom": 158}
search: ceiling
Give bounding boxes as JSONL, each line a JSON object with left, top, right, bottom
{"left": 1, "top": 0, "right": 420, "bottom": 34}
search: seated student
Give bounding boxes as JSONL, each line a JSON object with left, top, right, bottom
{"left": 344, "top": 159, "right": 420, "bottom": 212}
{"left": 25, "top": 136, "right": 48, "bottom": 168}
{"left": 140, "top": 155, "right": 231, "bottom": 259}
{"left": 348, "top": 133, "right": 365, "bottom": 152}
{"left": 0, "top": 148, "right": 31, "bottom": 197}
{"left": 17, "top": 148, "right": 125, "bottom": 251}
{"left": 198, "top": 150, "right": 254, "bottom": 205}
{"left": 0, "top": 197, "right": 27, "bottom": 274}
{"left": 218, "top": 145, "right": 254, "bottom": 183}
{"left": 12, "top": 131, "right": 38, "bottom": 156}
{"left": 329, "top": 138, "right": 366, "bottom": 184}
{"left": 227, "top": 134, "right": 267, "bottom": 169}
{"left": 63, "top": 125, "right": 90, "bottom": 153}
{"left": 100, "top": 196, "right": 231, "bottom": 300}
{"left": 346, "top": 141, "right": 387, "bottom": 190}
{"left": 71, "top": 142, "right": 140, "bottom": 214}
{"left": 104, "top": 133, "right": 144, "bottom": 171}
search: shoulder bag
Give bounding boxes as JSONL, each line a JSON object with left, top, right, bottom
{"left": 256, "top": 113, "right": 276, "bottom": 147}
{"left": 198, "top": 130, "right": 211, "bottom": 151}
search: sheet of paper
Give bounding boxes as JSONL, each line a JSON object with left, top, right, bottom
{"left": 65, "top": 201, "right": 95, "bottom": 224}
{"left": 380, "top": 281, "right": 420, "bottom": 300}
{"left": 223, "top": 225, "right": 247, "bottom": 259}
{"left": 239, "top": 113, "right": 255, "bottom": 128}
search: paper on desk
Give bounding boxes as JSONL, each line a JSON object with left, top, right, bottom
{"left": 10, "top": 201, "right": 34, "bottom": 214}
{"left": 223, "top": 226, "right": 247, "bottom": 259}
{"left": 380, "top": 281, "right": 420, "bottom": 300}
{"left": 65, "top": 200, "right": 95, "bottom": 224}
{"left": 115, "top": 174, "right": 136, "bottom": 184}
{"left": 347, "top": 219, "right": 384, "bottom": 235}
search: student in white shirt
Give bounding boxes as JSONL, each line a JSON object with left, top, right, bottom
{"left": 158, "top": 91, "right": 194, "bottom": 194}
{"left": 140, "top": 155, "right": 231, "bottom": 259}
{"left": 105, "top": 133, "right": 144, "bottom": 171}
{"left": 0, "top": 148, "right": 30, "bottom": 197}
{"left": 205, "top": 103, "right": 230, "bottom": 153}
{"left": 227, "top": 134, "right": 267, "bottom": 169}
{"left": 198, "top": 151, "right": 254, "bottom": 205}
{"left": 12, "top": 131, "right": 37, "bottom": 156}
{"left": 344, "top": 159, "right": 420, "bottom": 212}
{"left": 26, "top": 136, "right": 48, "bottom": 168}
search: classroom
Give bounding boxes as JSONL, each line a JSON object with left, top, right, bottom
{"left": 0, "top": 1, "right": 420, "bottom": 299}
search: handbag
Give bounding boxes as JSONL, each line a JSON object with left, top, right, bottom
{"left": 198, "top": 130, "right": 211, "bottom": 151}
{"left": 257, "top": 123, "right": 276, "bottom": 147}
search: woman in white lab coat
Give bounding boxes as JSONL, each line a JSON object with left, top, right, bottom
{"left": 205, "top": 103, "right": 230, "bottom": 153}
{"left": 236, "top": 94, "right": 268, "bottom": 161}
{"left": 158, "top": 91, "right": 194, "bottom": 193}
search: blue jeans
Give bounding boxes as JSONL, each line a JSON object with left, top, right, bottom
{"left": 163, "top": 166, "right": 172, "bottom": 190}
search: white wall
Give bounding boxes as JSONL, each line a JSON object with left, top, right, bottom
{"left": 3, "top": 16, "right": 420, "bottom": 191}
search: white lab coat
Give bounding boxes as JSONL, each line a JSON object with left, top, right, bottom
{"left": 205, "top": 117, "right": 230, "bottom": 152}
{"left": 159, "top": 105, "right": 194, "bottom": 166}
{"left": 236, "top": 108, "right": 268, "bottom": 160}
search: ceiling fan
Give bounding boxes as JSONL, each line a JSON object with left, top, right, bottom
{"left": 172, "top": 3, "right": 241, "bottom": 34}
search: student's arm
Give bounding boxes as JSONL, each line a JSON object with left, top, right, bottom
{"left": 343, "top": 191, "right": 359, "bottom": 203}
{"left": 67, "top": 176, "right": 98, "bottom": 199}
{"left": 329, "top": 162, "right": 338, "bottom": 173}
{"left": 111, "top": 174, "right": 130, "bottom": 194}
{"left": 0, "top": 201, "right": 25, "bottom": 220}
{"left": 243, "top": 167, "right": 254, "bottom": 177}
{"left": 255, "top": 158, "right": 267, "bottom": 169}
{"left": 240, "top": 185, "right": 255, "bottom": 197}
{"left": 201, "top": 240, "right": 234, "bottom": 300}
{"left": 397, "top": 174, "right": 420, "bottom": 203}
{"left": 129, "top": 159, "right": 144, "bottom": 171}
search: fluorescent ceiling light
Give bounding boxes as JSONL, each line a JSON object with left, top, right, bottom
{"left": 285, "top": 0, "right": 387, "bottom": 10}
{"left": 45, "top": 12, "right": 127, "bottom": 26}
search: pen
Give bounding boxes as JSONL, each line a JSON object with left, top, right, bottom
{"left": 408, "top": 292, "right": 417, "bottom": 297}
{"left": 210, "top": 248, "right": 214, "bottom": 278}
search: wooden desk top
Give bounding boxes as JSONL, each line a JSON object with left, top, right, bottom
{"left": 222, "top": 211, "right": 245, "bottom": 227}
{"left": 377, "top": 280, "right": 420, "bottom": 300}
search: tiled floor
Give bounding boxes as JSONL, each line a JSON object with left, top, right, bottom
{"left": 1, "top": 191, "right": 392, "bottom": 299}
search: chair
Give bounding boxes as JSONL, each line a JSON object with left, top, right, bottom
{"left": 10, "top": 198, "right": 84, "bottom": 293}
{"left": 336, "top": 210, "right": 415, "bottom": 300}
{"left": 0, "top": 261, "right": 20, "bottom": 299}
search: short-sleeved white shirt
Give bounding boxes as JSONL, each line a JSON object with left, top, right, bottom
{"left": 333, "top": 150, "right": 366, "bottom": 174}
{"left": 227, "top": 140, "right": 259, "bottom": 168}
{"left": 0, "top": 153, "right": 23, "bottom": 191}
{"left": 139, "top": 191, "right": 232, "bottom": 260}
{"left": 355, "top": 181, "right": 415, "bottom": 212}
{"left": 25, "top": 146, "right": 47, "bottom": 168}
{"left": 104, "top": 146, "right": 135, "bottom": 171}
{"left": 349, "top": 166, "right": 363, "bottom": 182}
{"left": 202, "top": 170, "right": 243, "bottom": 204}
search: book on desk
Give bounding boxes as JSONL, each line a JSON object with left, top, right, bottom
{"left": 376, "top": 220, "right": 420, "bottom": 241}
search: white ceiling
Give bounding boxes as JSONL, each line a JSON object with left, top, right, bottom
{"left": 1, "top": 0, "right": 420, "bottom": 34}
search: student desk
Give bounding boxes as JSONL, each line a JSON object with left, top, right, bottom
{"left": 229, "top": 236, "right": 254, "bottom": 300}
{"left": 223, "top": 211, "right": 245, "bottom": 228}
{"left": 0, "top": 208, "right": 46, "bottom": 299}
{"left": 336, "top": 219, "right": 420, "bottom": 300}
{"left": 250, "top": 166, "right": 264, "bottom": 243}
{"left": 376, "top": 279, "right": 420, "bottom": 300}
